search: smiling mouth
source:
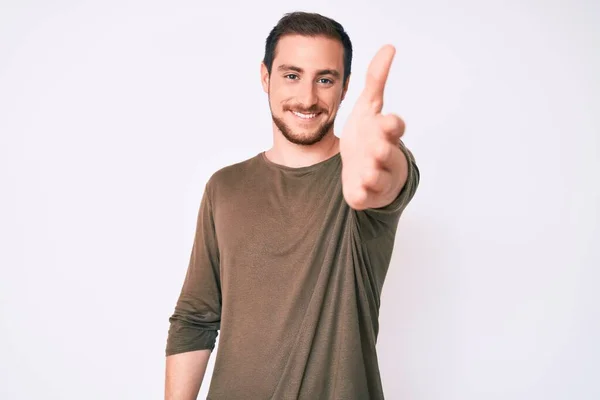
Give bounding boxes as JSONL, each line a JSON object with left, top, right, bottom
{"left": 290, "top": 110, "right": 322, "bottom": 120}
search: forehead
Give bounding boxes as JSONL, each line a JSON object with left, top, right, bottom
{"left": 273, "top": 34, "right": 344, "bottom": 71}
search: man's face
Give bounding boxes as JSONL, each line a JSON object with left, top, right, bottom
{"left": 261, "top": 34, "right": 349, "bottom": 146}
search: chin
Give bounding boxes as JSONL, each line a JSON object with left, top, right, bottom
{"left": 272, "top": 112, "right": 335, "bottom": 146}
{"left": 282, "top": 126, "right": 326, "bottom": 145}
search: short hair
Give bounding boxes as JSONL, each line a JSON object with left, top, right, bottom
{"left": 263, "top": 11, "right": 353, "bottom": 84}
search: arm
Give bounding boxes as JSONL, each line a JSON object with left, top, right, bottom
{"left": 165, "top": 349, "right": 211, "bottom": 400}
{"left": 164, "top": 180, "right": 222, "bottom": 398}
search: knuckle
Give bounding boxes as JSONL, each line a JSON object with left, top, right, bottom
{"left": 344, "top": 186, "right": 368, "bottom": 209}
{"left": 373, "top": 143, "right": 390, "bottom": 162}
{"left": 361, "top": 167, "right": 379, "bottom": 187}
{"left": 387, "top": 114, "right": 404, "bottom": 131}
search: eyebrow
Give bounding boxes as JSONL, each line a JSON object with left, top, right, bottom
{"left": 276, "top": 64, "right": 341, "bottom": 79}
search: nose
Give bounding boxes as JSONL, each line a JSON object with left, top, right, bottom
{"left": 296, "top": 80, "right": 318, "bottom": 109}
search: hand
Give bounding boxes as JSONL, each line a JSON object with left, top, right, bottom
{"left": 340, "top": 44, "right": 408, "bottom": 211}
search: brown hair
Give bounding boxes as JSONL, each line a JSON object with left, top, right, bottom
{"left": 263, "top": 11, "right": 353, "bottom": 84}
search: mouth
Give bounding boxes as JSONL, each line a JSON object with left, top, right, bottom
{"left": 289, "top": 110, "right": 323, "bottom": 121}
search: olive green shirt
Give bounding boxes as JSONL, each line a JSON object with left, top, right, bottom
{"left": 166, "top": 141, "right": 419, "bottom": 399}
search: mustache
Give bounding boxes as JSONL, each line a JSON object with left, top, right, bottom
{"left": 285, "top": 105, "right": 326, "bottom": 114}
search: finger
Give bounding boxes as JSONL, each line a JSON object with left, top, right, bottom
{"left": 377, "top": 113, "right": 405, "bottom": 143}
{"left": 360, "top": 44, "right": 396, "bottom": 113}
{"left": 369, "top": 139, "right": 403, "bottom": 172}
{"left": 360, "top": 165, "right": 392, "bottom": 194}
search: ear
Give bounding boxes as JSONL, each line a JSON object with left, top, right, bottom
{"left": 341, "top": 74, "right": 351, "bottom": 101}
{"left": 260, "top": 62, "right": 270, "bottom": 93}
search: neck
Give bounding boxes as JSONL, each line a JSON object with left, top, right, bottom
{"left": 265, "top": 126, "right": 340, "bottom": 168}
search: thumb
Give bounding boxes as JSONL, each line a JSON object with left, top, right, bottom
{"left": 359, "top": 44, "right": 396, "bottom": 113}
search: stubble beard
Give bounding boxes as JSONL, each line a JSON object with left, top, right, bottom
{"left": 268, "top": 93, "right": 336, "bottom": 146}
{"left": 271, "top": 113, "right": 334, "bottom": 146}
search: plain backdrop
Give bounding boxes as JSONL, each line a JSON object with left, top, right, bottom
{"left": 1, "top": 1, "right": 598, "bottom": 399}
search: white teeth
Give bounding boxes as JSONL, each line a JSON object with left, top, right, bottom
{"left": 292, "top": 111, "right": 317, "bottom": 119}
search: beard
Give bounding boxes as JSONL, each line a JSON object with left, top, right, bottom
{"left": 271, "top": 112, "right": 334, "bottom": 146}
{"left": 268, "top": 94, "right": 336, "bottom": 146}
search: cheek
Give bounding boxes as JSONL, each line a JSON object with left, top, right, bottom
{"left": 326, "top": 95, "right": 342, "bottom": 113}
{"left": 268, "top": 90, "right": 286, "bottom": 108}
{"left": 271, "top": 87, "right": 293, "bottom": 105}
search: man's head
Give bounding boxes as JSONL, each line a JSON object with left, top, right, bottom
{"left": 261, "top": 12, "right": 353, "bottom": 146}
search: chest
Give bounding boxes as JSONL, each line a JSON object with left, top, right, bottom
{"left": 214, "top": 173, "right": 344, "bottom": 259}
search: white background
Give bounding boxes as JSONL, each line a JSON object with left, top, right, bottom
{"left": 1, "top": 0, "right": 598, "bottom": 399}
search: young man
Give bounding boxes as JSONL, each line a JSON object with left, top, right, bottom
{"left": 164, "top": 11, "right": 419, "bottom": 400}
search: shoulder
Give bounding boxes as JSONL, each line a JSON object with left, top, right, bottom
{"left": 205, "top": 153, "right": 262, "bottom": 197}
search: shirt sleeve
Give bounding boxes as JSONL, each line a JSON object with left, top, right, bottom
{"left": 352, "top": 139, "right": 420, "bottom": 241}
{"left": 350, "top": 141, "right": 420, "bottom": 303}
{"left": 165, "top": 181, "right": 222, "bottom": 356}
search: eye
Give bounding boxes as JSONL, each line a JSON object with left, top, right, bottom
{"left": 285, "top": 74, "right": 299, "bottom": 80}
{"left": 318, "top": 78, "right": 334, "bottom": 85}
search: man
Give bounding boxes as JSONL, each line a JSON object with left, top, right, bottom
{"left": 164, "top": 11, "right": 419, "bottom": 400}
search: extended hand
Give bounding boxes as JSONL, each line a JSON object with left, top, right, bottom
{"left": 340, "top": 44, "right": 408, "bottom": 211}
